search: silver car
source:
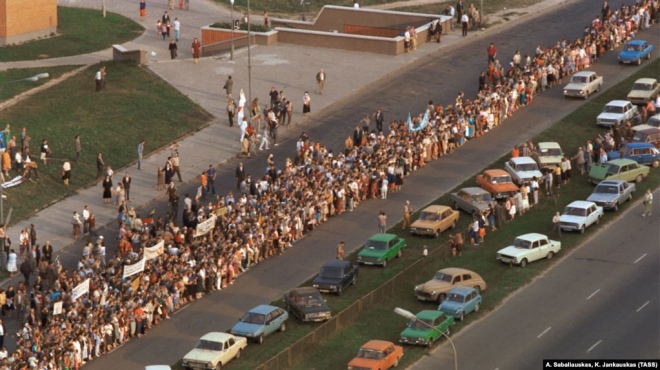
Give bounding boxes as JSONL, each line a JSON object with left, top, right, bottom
{"left": 450, "top": 187, "right": 494, "bottom": 216}
{"left": 586, "top": 180, "right": 636, "bottom": 212}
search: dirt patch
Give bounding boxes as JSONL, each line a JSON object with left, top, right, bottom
{"left": 37, "top": 54, "right": 51, "bottom": 58}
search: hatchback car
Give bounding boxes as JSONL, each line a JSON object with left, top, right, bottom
{"left": 559, "top": 201, "right": 604, "bottom": 234}
{"left": 438, "top": 286, "right": 482, "bottom": 321}
{"left": 589, "top": 158, "right": 650, "bottom": 184}
{"left": 312, "top": 260, "right": 358, "bottom": 295}
{"left": 230, "top": 305, "right": 288, "bottom": 344}
{"left": 618, "top": 40, "right": 653, "bottom": 65}
{"left": 450, "top": 187, "right": 494, "bottom": 216}
{"left": 357, "top": 233, "right": 406, "bottom": 267}
{"left": 414, "top": 267, "right": 487, "bottom": 303}
{"left": 399, "top": 310, "right": 453, "bottom": 347}
{"left": 504, "top": 156, "right": 544, "bottom": 185}
{"left": 586, "top": 179, "right": 636, "bottom": 211}
{"left": 596, "top": 100, "right": 637, "bottom": 127}
{"left": 409, "top": 205, "right": 459, "bottom": 238}
{"left": 347, "top": 340, "right": 404, "bottom": 370}
{"left": 181, "top": 332, "right": 247, "bottom": 370}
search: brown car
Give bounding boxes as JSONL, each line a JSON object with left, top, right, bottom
{"left": 414, "top": 267, "right": 487, "bottom": 303}
{"left": 476, "top": 169, "right": 520, "bottom": 199}
{"left": 409, "top": 205, "right": 459, "bottom": 238}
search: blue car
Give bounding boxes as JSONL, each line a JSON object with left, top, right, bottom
{"left": 438, "top": 286, "right": 482, "bottom": 321}
{"left": 230, "top": 304, "right": 289, "bottom": 344}
{"left": 618, "top": 40, "right": 653, "bottom": 65}
{"left": 608, "top": 142, "right": 660, "bottom": 168}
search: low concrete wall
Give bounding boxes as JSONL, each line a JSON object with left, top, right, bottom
{"left": 275, "top": 28, "right": 399, "bottom": 55}
{"left": 112, "top": 44, "right": 146, "bottom": 65}
{"left": 201, "top": 26, "right": 278, "bottom": 56}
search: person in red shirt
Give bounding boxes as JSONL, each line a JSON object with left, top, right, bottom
{"left": 487, "top": 42, "right": 497, "bottom": 63}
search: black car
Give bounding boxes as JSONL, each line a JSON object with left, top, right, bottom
{"left": 312, "top": 260, "right": 358, "bottom": 295}
{"left": 283, "top": 287, "right": 332, "bottom": 322}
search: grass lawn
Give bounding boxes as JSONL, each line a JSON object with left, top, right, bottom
{"left": 0, "top": 61, "right": 212, "bottom": 224}
{"left": 0, "top": 7, "right": 143, "bottom": 62}
{"left": 206, "top": 59, "right": 659, "bottom": 370}
{"left": 0, "top": 66, "right": 81, "bottom": 101}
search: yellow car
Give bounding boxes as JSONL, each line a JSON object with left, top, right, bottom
{"left": 409, "top": 205, "right": 459, "bottom": 238}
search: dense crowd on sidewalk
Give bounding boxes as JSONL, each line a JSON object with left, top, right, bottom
{"left": 0, "top": 1, "right": 656, "bottom": 368}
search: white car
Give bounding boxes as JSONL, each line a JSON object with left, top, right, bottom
{"left": 145, "top": 367, "right": 172, "bottom": 370}
{"left": 563, "top": 71, "right": 603, "bottom": 99}
{"left": 496, "top": 233, "right": 561, "bottom": 268}
{"left": 559, "top": 201, "right": 604, "bottom": 234}
{"left": 182, "top": 332, "right": 247, "bottom": 370}
{"left": 627, "top": 78, "right": 660, "bottom": 105}
{"left": 504, "top": 157, "right": 543, "bottom": 185}
{"left": 596, "top": 100, "right": 637, "bottom": 127}
{"left": 533, "top": 142, "right": 564, "bottom": 170}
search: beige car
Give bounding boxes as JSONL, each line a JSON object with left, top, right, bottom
{"left": 409, "top": 205, "right": 459, "bottom": 238}
{"left": 414, "top": 267, "right": 487, "bottom": 303}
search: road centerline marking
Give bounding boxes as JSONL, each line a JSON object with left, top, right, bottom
{"left": 587, "top": 289, "right": 601, "bottom": 300}
{"left": 634, "top": 253, "right": 647, "bottom": 264}
{"left": 537, "top": 327, "right": 551, "bottom": 338}
{"left": 636, "top": 301, "right": 650, "bottom": 312}
{"left": 587, "top": 340, "right": 602, "bottom": 353}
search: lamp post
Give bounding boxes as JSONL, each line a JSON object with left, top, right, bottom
{"left": 1, "top": 72, "right": 50, "bottom": 86}
{"left": 394, "top": 307, "right": 458, "bottom": 370}
{"left": 230, "top": 0, "right": 235, "bottom": 61}
{"left": 247, "top": 0, "right": 252, "bottom": 105}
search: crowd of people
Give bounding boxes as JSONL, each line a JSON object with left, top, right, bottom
{"left": 0, "top": 1, "right": 656, "bottom": 368}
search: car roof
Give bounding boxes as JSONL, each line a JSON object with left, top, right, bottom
{"left": 361, "top": 340, "right": 397, "bottom": 351}
{"left": 416, "top": 310, "right": 444, "bottom": 320}
{"left": 634, "top": 78, "right": 657, "bottom": 84}
{"left": 421, "top": 205, "right": 451, "bottom": 213}
{"left": 573, "top": 71, "right": 595, "bottom": 77}
{"left": 627, "top": 40, "right": 647, "bottom": 45}
{"left": 437, "top": 267, "right": 478, "bottom": 276}
{"left": 145, "top": 366, "right": 173, "bottom": 370}
{"left": 369, "top": 233, "right": 398, "bottom": 242}
{"left": 515, "top": 233, "right": 548, "bottom": 241}
{"left": 632, "top": 125, "right": 660, "bottom": 133}
{"left": 608, "top": 158, "right": 640, "bottom": 165}
{"left": 322, "top": 260, "right": 351, "bottom": 268}
{"left": 448, "top": 286, "right": 476, "bottom": 295}
{"left": 458, "top": 187, "right": 489, "bottom": 195}
{"left": 598, "top": 180, "right": 628, "bottom": 186}
{"left": 537, "top": 142, "right": 561, "bottom": 149}
{"left": 623, "top": 142, "right": 656, "bottom": 149}
{"left": 291, "top": 286, "right": 321, "bottom": 295}
{"left": 509, "top": 156, "right": 537, "bottom": 164}
{"left": 200, "top": 332, "right": 233, "bottom": 342}
{"left": 249, "top": 304, "right": 280, "bottom": 315}
{"left": 483, "top": 169, "right": 509, "bottom": 176}
{"left": 604, "top": 100, "right": 632, "bottom": 107}
{"left": 566, "top": 200, "right": 596, "bottom": 209}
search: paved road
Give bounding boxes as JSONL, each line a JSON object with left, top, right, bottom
{"left": 77, "top": 0, "right": 660, "bottom": 368}
{"left": 414, "top": 198, "right": 660, "bottom": 369}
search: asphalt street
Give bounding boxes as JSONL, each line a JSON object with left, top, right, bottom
{"left": 43, "top": 0, "right": 656, "bottom": 368}
{"left": 414, "top": 199, "right": 660, "bottom": 369}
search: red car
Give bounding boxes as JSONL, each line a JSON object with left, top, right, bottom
{"left": 476, "top": 169, "right": 519, "bottom": 199}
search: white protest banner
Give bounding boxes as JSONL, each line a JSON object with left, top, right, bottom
{"left": 194, "top": 214, "right": 217, "bottom": 237}
{"left": 53, "top": 301, "right": 63, "bottom": 315}
{"left": 144, "top": 240, "right": 164, "bottom": 260}
{"left": 122, "top": 258, "right": 146, "bottom": 279}
{"left": 72, "top": 278, "right": 90, "bottom": 300}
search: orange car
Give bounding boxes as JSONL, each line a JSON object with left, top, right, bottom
{"left": 348, "top": 340, "right": 403, "bottom": 370}
{"left": 476, "top": 169, "right": 520, "bottom": 200}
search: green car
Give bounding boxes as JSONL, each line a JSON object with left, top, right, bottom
{"left": 399, "top": 310, "right": 454, "bottom": 347}
{"left": 589, "top": 158, "right": 650, "bottom": 184}
{"left": 357, "top": 233, "right": 406, "bottom": 267}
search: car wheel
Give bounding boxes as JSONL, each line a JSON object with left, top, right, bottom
{"left": 382, "top": 259, "right": 388, "bottom": 268}
{"left": 257, "top": 334, "right": 264, "bottom": 344}
{"left": 636, "top": 174, "right": 643, "bottom": 183}
{"left": 637, "top": 58, "right": 641, "bottom": 65}
{"left": 394, "top": 357, "right": 400, "bottom": 367}
{"left": 279, "top": 322, "right": 286, "bottom": 332}
{"left": 397, "top": 249, "right": 402, "bottom": 258}
{"left": 614, "top": 203, "right": 619, "bottom": 212}
{"left": 647, "top": 52, "right": 652, "bottom": 59}
{"left": 437, "top": 293, "right": 446, "bottom": 303}
{"left": 580, "top": 225, "right": 585, "bottom": 234}
{"left": 216, "top": 363, "right": 222, "bottom": 370}
{"left": 453, "top": 201, "right": 459, "bottom": 210}
{"left": 520, "top": 258, "right": 528, "bottom": 268}
{"left": 628, "top": 193, "right": 634, "bottom": 201}
{"left": 474, "top": 303, "right": 480, "bottom": 312}
{"left": 546, "top": 251, "right": 554, "bottom": 260}
{"left": 434, "top": 230, "right": 441, "bottom": 238}
{"left": 473, "top": 285, "right": 481, "bottom": 294}
{"left": 652, "top": 160, "right": 660, "bottom": 168}
{"left": 445, "top": 327, "right": 451, "bottom": 336}
{"left": 427, "top": 338, "right": 434, "bottom": 348}
{"left": 235, "top": 349, "right": 241, "bottom": 359}
{"left": 459, "top": 312, "right": 465, "bottom": 321}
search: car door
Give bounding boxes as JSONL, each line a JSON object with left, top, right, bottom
{"left": 618, "top": 183, "right": 626, "bottom": 204}
{"left": 452, "top": 274, "right": 462, "bottom": 289}
{"left": 586, "top": 206, "right": 596, "bottom": 227}
{"left": 537, "top": 238, "right": 550, "bottom": 260}
{"left": 264, "top": 311, "right": 276, "bottom": 335}
{"left": 383, "top": 345, "right": 395, "bottom": 368}
{"left": 225, "top": 337, "right": 237, "bottom": 360}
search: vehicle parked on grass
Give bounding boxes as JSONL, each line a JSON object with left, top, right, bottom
{"left": 496, "top": 233, "right": 561, "bottom": 268}
{"left": 504, "top": 156, "right": 544, "bottom": 185}
{"left": 627, "top": 78, "right": 660, "bottom": 105}
{"left": 632, "top": 126, "right": 660, "bottom": 148}
{"left": 596, "top": 100, "right": 637, "bottom": 127}
{"left": 532, "top": 142, "right": 564, "bottom": 170}
{"left": 283, "top": 287, "right": 332, "bottom": 322}
{"left": 589, "top": 158, "right": 650, "bottom": 184}
{"left": 559, "top": 201, "right": 604, "bottom": 234}
{"left": 312, "top": 260, "right": 358, "bottom": 295}
{"left": 347, "top": 340, "right": 404, "bottom": 370}
{"left": 181, "top": 332, "right": 247, "bottom": 370}
{"left": 229, "top": 305, "right": 288, "bottom": 344}
{"left": 618, "top": 39, "right": 653, "bottom": 65}
{"left": 586, "top": 179, "right": 636, "bottom": 211}
{"left": 450, "top": 187, "right": 494, "bottom": 216}
{"left": 399, "top": 310, "right": 454, "bottom": 347}
{"left": 357, "top": 233, "right": 406, "bottom": 267}
{"left": 145, "top": 366, "right": 172, "bottom": 370}
{"left": 607, "top": 142, "right": 660, "bottom": 168}
{"left": 414, "top": 267, "right": 487, "bottom": 303}
{"left": 476, "top": 169, "right": 520, "bottom": 199}
{"left": 563, "top": 71, "right": 603, "bottom": 99}
{"left": 409, "top": 205, "right": 459, "bottom": 238}
{"left": 438, "top": 286, "right": 482, "bottom": 321}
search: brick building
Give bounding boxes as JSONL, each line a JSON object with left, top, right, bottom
{"left": 0, "top": 0, "right": 58, "bottom": 46}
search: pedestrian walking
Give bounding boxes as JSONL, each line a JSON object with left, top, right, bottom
{"left": 461, "top": 13, "right": 469, "bottom": 36}
{"left": 303, "top": 92, "right": 311, "bottom": 117}
{"left": 377, "top": 211, "right": 387, "bottom": 233}
{"left": 552, "top": 211, "right": 562, "bottom": 237}
{"left": 227, "top": 98, "right": 237, "bottom": 127}
{"left": 316, "top": 69, "right": 326, "bottom": 94}
{"left": 402, "top": 201, "right": 412, "bottom": 230}
{"left": 173, "top": 17, "right": 180, "bottom": 41}
{"left": 172, "top": 151, "right": 182, "bottom": 182}
{"left": 487, "top": 42, "right": 497, "bottom": 63}
{"left": 336, "top": 241, "right": 345, "bottom": 260}
{"left": 96, "top": 153, "right": 105, "bottom": 179}
{"left": 139, "top": 0, "right": 146, "bottom": 21}
{"left": 122, "top": 172, "right": 132, "bottom": 201}
{"left": 223, "top": 76, "right": 233, "bottom": 98}
{"left": 168, "top": 39, "right": 178, "bottom": 59}
{"left": 137, "top": 139, "right": 145, "bottom": 170}
{"left": 192, "top": 38, "right": 201, "bottom": 64}
{"left": 642, "top": 189, "right": 653, "bottom": 217}
{"left": 206, "top": 164, "right": 217, "bottom": 195}
{"left": 82, "top": 205, "right": 90, "bottom": 234}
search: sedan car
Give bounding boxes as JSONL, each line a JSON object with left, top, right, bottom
{"left": 438, "top": 286, "right": 482, "bottom": 321}
{"left": 496, "top": 233, "right": 561, "bottom": 267}
{"left": 559, "top": 201, "right": 604, "bottom": 234}
{"left": 230, "top": 305, "right": 288, "bottom": 344}
{"left": 589, "top": 158, "right": 650, "bottom": 184}
{"left": 596, "top": 100, "right": 637, "bottom": 127}
{"left": 181, "top": 332, "right": 247, "bottom": 370}
{"left": 283, "top": 287, "right": 331, "bottom": 322}
{"left": 312, "top": 260, "right": 358, "bottom": 295}
{"left": 450, "top": 187, "right": 494, "bottom": 216}
{"left": 410, "top": 205, "right": 459, "bottom": 238}
{"left": 504, "top": 156, "right": 544, "bottom": 185}
{"left": 357, "top": 233, "right": 406, "bottom": 267}
{"left": 414, "top": 267, "right": 487, "bottom": 303}
{"left": 586, "top": 179, "right": 636, "bottom": 211}
{"left": 627, "top": 78, "right": 660, "bottom": 105}
{"left": 476, "top": 169, "right": 520, "bottom": 199}
{"left": 618, "top": 39, "right": 653, "bottom": 65}
{"left": 347, "top": 340, "right": 404, "bottom": 370}
{"left": 399, "top": 310, "right": 453, "bottom": 347}
{"left": 563, "top": 70, "right": 603, "bottom": 99}
{"left": 608, "top": 142, "right": 660, "bottom": 168}
{"left": 533, "top": 142, "right": 564, "bottom": 170}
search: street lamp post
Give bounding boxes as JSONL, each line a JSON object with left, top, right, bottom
{"left": 230, "top": 0, "right": 235, "bottom": 61}
{"left": 1, "top": 73, "right": 50, "bottom": 86}
{"left": 394, "top": 307, "right": 458, "bottom": 370}
{"left": 480, "top": 0, "right": 484, "bottom": 29}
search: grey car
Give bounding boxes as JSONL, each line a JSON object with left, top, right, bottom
{"left": 586, "top": 179, "right": 636, "bottom": 211}
{"left": 450, "top": 187, "right": 494, "bottom": 216}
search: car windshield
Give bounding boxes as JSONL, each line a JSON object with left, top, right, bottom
{"left": 491, "top": 175, "right": 512, "bottom": 184}
{"left": 540, "top": 148, "right": 562, "bottom": 156}
{"left": 447, "top": 293, "right": 465, "bottom": 303}
{"left": 357, "top": 349, "right": 384, "bottom": 360}
{"left": 564, "top": 207, "right": 586, "bottom": 217}
{"left": 595, "top": 185, "right": 618, "bottom": 194}
{"left": 240, "top": 312, "right": 265, "bottom": 325}
{"left": 410, "top": 318, "right": 434, "bottom": 329}
{"left": 420, "top": 211, "right": 440, "bottom": 221}
{"left": 434, "top": 272, "right": 452, "bottom": 282}
{"left": 196, "top": 340, "right": 223, "bottom": 351}
{"left": 607, "top": 164, "right": 621, "bottom": 175}
{"left": 515, "top": 163, "right": 539, "bottom": 171}
{"left": 320, "top": 266, "right": 343, "bottom": 278}
{"left": 366, "top": 240, "right": 388, "bottom": 250}
{"left": 603, "top": 105, "right": 623, "bottom": 114}
{"left": 625, "top": 44, "right": 641, "bottom": 51}
{"left": 471, "top": 193, "right": 492, "bottom": 202}
{"left": 512, "top": 238, "right": 532, "bottom": 249}
{"left": 632, "top": 83, "right": 653, "bottom": 91}
{"left": 295, "top": 293, "right": 323, "bottom": 307}
{"left": 572, "top": 76, "right": 587, "bottom": 83}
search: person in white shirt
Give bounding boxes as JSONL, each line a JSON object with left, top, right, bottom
{"left": 353, "top": 0, "right": 359, "bottom": 8}
{"left": 173, "top": 17, "right": 181, "bottom": 41}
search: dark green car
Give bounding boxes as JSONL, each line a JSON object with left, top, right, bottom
{"left": 399, "top": 310, "right": 454, "bottom": 347}
{"left": 357, "top": 233, "right": 406, "bottom": 268}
